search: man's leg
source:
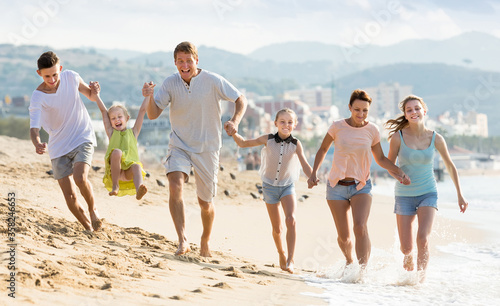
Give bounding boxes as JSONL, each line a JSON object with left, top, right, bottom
{"left": 73, "top": 162, "right": 101, "bottom": 231}
{"left": 198, "top": 197, "right": 215, "bottom": 257}
{"left": 57, "top": 176, "right": 92, "bottom": 231}
{"left": 168, "top": 171, "right": 190, "bottom": 255}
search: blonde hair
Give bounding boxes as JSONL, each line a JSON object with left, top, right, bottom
{"left": 275, "top": 108, "right": 298, "bottom": 123}
{"left": 108, "top": 103, "right": 130, "bottom": 119}
{"left": 385, "top": 95, "right": 428, "bottom": 139}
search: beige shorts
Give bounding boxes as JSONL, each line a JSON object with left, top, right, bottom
{"left": 51, "top": 142, "right": 94, "bottom": 180}
{"left": 164, "top": 146, "right": 219, "bottom": 202}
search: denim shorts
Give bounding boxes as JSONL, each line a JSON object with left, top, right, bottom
{"left": 394, "top": 192, "right": 438, "bottom": 215}
{"left": 326, "top": 179, "right": 372, "bottom": 201}
{"left": 51, "top": 142, "right": 94, "bottom": 180}
{"left": 262, "top": 182, "right": 295, "bottom": 204}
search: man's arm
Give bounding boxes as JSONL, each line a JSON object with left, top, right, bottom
{"left": 142, "top": 82, "right": 163, "bottom": 120}
{"left": 224, "top": 95, "right": 247, "bottom": 136}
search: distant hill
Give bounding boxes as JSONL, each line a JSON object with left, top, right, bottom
{"left": 248, "top": 32, "right": 500, "bottom": 73}
{"left": 1, "top": 37, "right": 499, "bottom": 135}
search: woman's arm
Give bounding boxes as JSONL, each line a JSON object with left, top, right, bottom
{"left": 307, "top": 133, "right": 333, "bottom": 188}
{"left": 435, "top": 133, "right": 468, "bottom": 213}
{"left": 372, "top": 142, "right": 410, "bottom": 184}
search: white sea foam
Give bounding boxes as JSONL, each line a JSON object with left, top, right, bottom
{"left": 303, "top": 175, "right": 500, "bottom": 305}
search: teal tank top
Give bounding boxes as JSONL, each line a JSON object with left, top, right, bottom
{"left": 395, "top": 130, "right": 437, "bottom": 197}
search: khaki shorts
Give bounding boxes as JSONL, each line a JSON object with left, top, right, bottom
{"left": 51, "top": 142, "right": 94, "bottom": 180}
{"left": 164, "top": 146, "right": 219, "bottom": 202}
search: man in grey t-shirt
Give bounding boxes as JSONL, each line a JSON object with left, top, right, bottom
{"left": 143, "top": 41, "right": 247, "bottom": 257}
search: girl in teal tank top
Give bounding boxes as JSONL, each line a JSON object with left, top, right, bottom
{"left": 96, "top": 92, "right": 151, "bottom": 200}
{"left": 385, "top": 95, "right": 468, "bottom": 282}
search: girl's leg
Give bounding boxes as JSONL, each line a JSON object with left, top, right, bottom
{"left": 280, "top": 194, "right": 297, "bottom": 273}
{"left": 126, "top": 164, "right": 147, "bottom": 200}
{"left": 266, "top": 202, "right": 287, "bottom": 271}
{"left": 396, "top": 214, "right": 416, "bottom": 271}
{"left": 109, "top": 149, "right": 123, "bottom": 196}
{"left": 416, "top": 206, "right": 436, "bottom": 282}
{"left": 327, "top": 199, "right": 353, "bottom": 265}
{"left": 350, "top": 193, "right": 372, "bottom": 267}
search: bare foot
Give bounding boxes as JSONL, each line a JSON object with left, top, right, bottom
{"left": 175, "top": 241, "right": 191, "bottom": 256}
{"left": 418, "top": 269, "right": 426, "bottom": 283}
{"left": 285, "top": 260, "right": 294, "bottom": 274}
{"left": 92, "top": 219, "right": 103, "bottom": 231}
{"left": 279, "top": 253, "right": 287, "bottom": 271}
{"left": 109, "top": 185, "right": 119, "bottom": 196}
{"left": 200, "top": 240, "right": 212, "bottom": 257}
{"left": 136, "top": 184, "right": 147, "bottom": 200}
{"left": 403, "top": 254, "right": 414, "bottom": 271}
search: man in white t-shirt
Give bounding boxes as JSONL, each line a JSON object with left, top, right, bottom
{"left": 29, "top": 51, "right": 103, "bottom": 232}
{"left": 143, "top": 41, "right": 247, "bottom": 257}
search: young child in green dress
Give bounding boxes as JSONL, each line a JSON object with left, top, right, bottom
{"left": 95, "top": 88, "right": 151, "bottom": 200}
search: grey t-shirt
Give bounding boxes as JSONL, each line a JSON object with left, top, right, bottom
{"left": 155, "top": 69, "right": 241, "bottom": 153}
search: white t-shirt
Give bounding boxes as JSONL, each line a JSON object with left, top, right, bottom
{"left": 29, "top": 70, "right": 97, "bottom": 159}
{"left": 154, "top": 69, "right": 241, "bottom": 153}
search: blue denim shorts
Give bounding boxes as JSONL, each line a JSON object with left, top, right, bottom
{"left": 394, "top": 192, "right": 438, "bottom": 215}
{"left": 262, "top": 182, "right": 295, "bottom": 204}
{"left": 326, "top": 179, "right": 372, "bottom": 201}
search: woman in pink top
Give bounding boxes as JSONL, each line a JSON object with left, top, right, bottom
{"left": 308, "top": 89, "right": 410, "bottom": 272}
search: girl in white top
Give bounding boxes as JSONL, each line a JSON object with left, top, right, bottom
{"left": 232, "top": 108, "right": 312, "bottom": 273}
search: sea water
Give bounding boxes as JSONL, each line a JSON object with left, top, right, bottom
{"left": 304, "top": 175, "right": 500, "bottom": 305}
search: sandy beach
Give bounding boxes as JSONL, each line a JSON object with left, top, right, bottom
{"left": 0, "top": 135, "right": 489, "bottom": 305}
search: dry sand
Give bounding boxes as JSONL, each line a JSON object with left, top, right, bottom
{"left": 0, "top": 136, "right": 486, "bottom": 305}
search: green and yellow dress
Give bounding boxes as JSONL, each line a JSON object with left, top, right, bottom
{"left": 103, "top": 129, "right": 146, "bottom": 196}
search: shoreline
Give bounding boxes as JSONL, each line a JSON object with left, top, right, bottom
{"left": 0, "top": 136, "right": 492, "bottom": 305}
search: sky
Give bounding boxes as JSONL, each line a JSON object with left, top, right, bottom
{"left": 1, "top": 0, "right": 500, "bottom": 55}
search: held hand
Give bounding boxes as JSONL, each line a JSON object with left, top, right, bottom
{"left": 89, "top": 81, "right": 100, "bottom": 101}
{"left": 35, "top": 142, "right": 47, "bottom": 155}
{"left": 307, "top": 174, "right": 320, "bottom": 189}
{"left": 400, "top": 172, "right": 411, "bottom": 185}
{"left": 142, "top": 82, "right": 155, "bottom": 97}
{"left": 224, "top": 120, "right": 237, "bottom": 136}
{"left": 458, "top": 196, "right": 468, "bottom": 213}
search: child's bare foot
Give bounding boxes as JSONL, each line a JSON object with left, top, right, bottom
{"left": 136, "top": 184, "right": 147, "bottom": 200}
{"left": 403, "top": 254, "right": 414, "bottom": 271}
{"left": 279, "top": 253, "right": 287, "bottom": 271}
{"left": 285, "top": 260, "right": 294, "bottom": 274}
{"left": 175, "top": 241, "right": 191, "bottom": 256}
{"left": 109, "top": 185, "right": 119, "bottom": 196}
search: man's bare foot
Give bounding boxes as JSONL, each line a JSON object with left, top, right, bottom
{"left": 109, "top": 185, "right": 119, "bottom": 196}
{"left": 92, "top": 219, "right": 103, "bottom": 231}
{"left": 403, "top": 254, "right": 414, "bottom": 271}
{"left": 136, "top": 184, "right": 147, "bottom": 200}
{"left": 279, "top": 253, "right": 287, "bottom": 271}
{"left": 285, "top": 260, "right": 294, "bottom": 274}
{"left": 200, "top": 240, "right": 212, "bottom": 257}
{"left": 175, "top": 241, "right": 191, "bottom": 256}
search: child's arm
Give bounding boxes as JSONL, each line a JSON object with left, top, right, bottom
{"left": 232, "top": 133, "right": 267, "bottom": 148}
{"left": 90, "top": 82, "right": 113, "bottom": 139}
{"left": 132, "top": 95, "right": 151, "bottom": 139}
{"left": 296, "top": 140, "right": 313, "bottom": 178}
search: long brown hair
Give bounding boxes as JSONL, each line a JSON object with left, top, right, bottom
{"left": 385, "top": 95, "right": 428, "bottom": 139}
